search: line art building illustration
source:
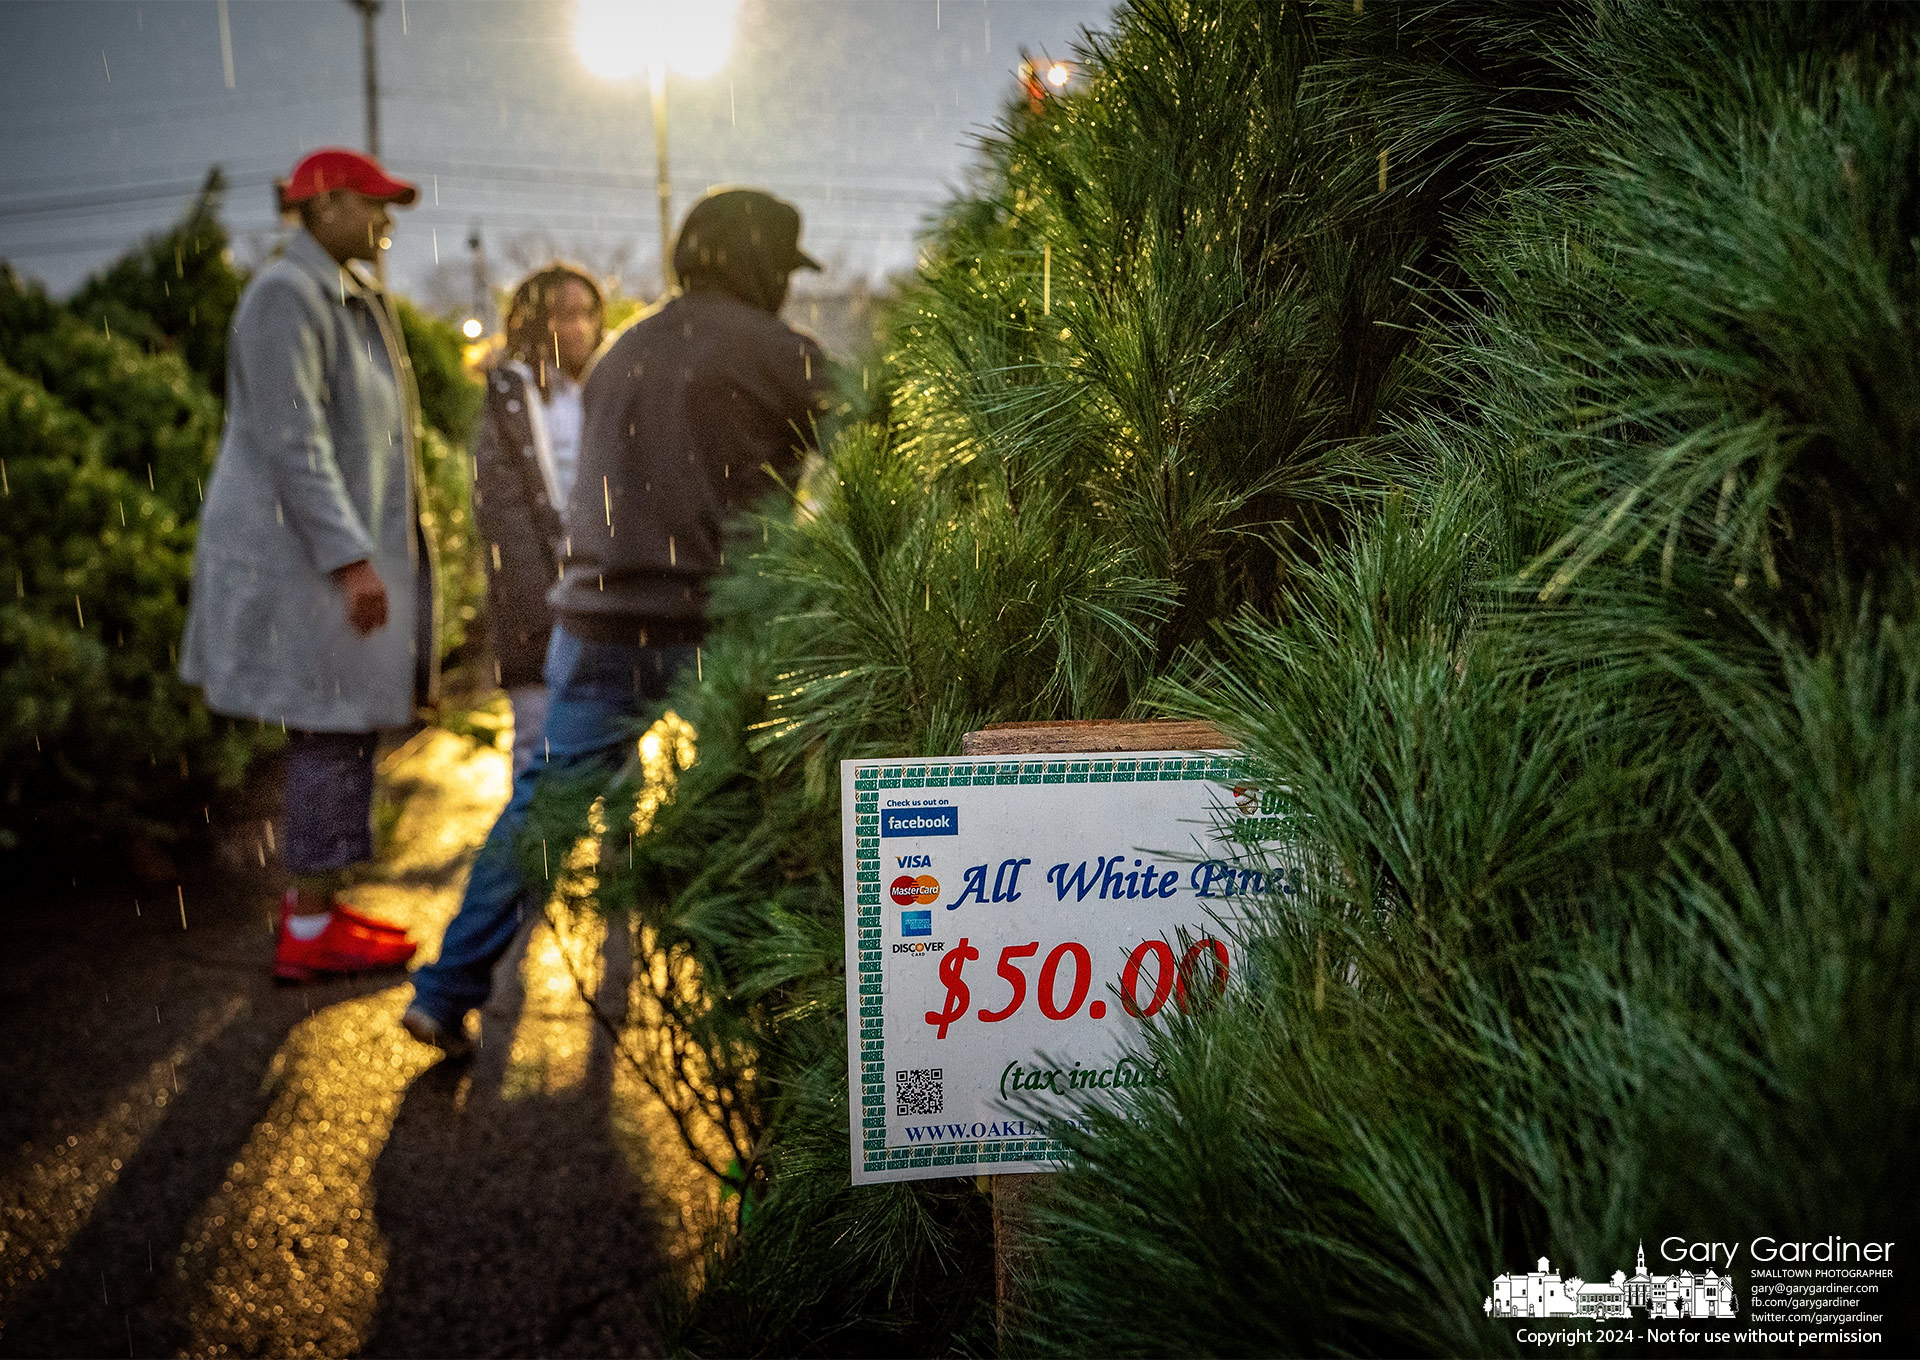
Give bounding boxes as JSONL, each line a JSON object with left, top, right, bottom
{"left": 1486, "top": 1244, "right": 1737, "bottom": 1320}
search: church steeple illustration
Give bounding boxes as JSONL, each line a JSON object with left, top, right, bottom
{"left": 1637, "top": 1242, "right": 1647, "bottom": 1274}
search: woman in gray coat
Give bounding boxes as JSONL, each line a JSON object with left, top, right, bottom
{"left": 179, "top": 147, "right": 435, "bottom": 982}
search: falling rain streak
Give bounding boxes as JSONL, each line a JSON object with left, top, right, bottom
{"left": 217, "top": 0, "right": 235, "bottom": 88}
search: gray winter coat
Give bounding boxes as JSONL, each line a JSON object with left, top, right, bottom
{"left": 179, "top": 229, "right": 439, "bottom": 732}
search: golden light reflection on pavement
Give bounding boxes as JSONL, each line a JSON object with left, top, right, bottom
{"left": 161, "top": 716, "right": 714, "bottom": 1354}
{"left": 176, "top": 992, "right": 430, "bottom": 1356}
{"left": 0, "top": 999, "right": 244, "bottom": 1308}
{"left": 501, "top": 915, "right": 603, "bottom": 1103}
{"left": 360, "top": 722, "right": 516, "bottom": 958}
{"left": 609, "top": 1039, "right": 723, "bottom": 1263}
{"left": 174, "top": 728, "right": 502, "bottom": 1356}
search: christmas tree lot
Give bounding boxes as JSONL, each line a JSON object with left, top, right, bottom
{"left": 1, "top": 175, "right": 483, "bottom": 866}
{"left": 521, "top": 1, "right": 1917, "bottom": 1354}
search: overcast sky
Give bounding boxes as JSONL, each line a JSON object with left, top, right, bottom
{"left": 0, "top": 0, "right": 1116, "bottom": 304}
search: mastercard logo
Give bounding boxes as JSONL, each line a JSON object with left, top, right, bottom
{"left": 889, "top": 874, "right": 940, "bottom": 906}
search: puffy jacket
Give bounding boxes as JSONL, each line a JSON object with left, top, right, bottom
{"left": 471, "top": 361, "right": 567, "bottom": 686}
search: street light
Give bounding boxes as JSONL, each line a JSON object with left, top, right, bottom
{"left": 575, "top": 0, "right": 740, "bottom": 294}
{"left": 1019, "top": 50, "right": 1077, "bottom": 111}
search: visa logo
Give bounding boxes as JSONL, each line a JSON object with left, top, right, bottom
{"left": 900, "top": 910, "right": 933, "bottom": 937}
{"left": 895, "top": 854, "right": 932, "bottom": 868}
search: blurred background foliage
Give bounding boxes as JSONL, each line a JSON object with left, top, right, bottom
{"left": 532, "top": 0, "right": 1920, "bottom": 1355}
{"left": 0, "top": 179, "right": 481, "bottom": 867}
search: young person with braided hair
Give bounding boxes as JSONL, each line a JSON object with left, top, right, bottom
{"left": 473, "top": 265, "right": 606, "bottom": 777}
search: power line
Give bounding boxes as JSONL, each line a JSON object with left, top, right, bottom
{"left": 0, "top": 77, "right": 987, "bottom": 143}
{"left": 0, "top": 228, "right": 270, "bottom": 261}
{"left": 0, "top": 153, "right": 953, "bottom": 217}
{"left": 0, "top": 175, "right": 280, "bottom": 223}
{"left": 1, "top": 91, "right": 353, "bottom": 142}
{"left": 0, "top": 157, "right": 952, "bottom": 221}
{"left": 0, "top": 215, "right": 926, "bottom": 263}
{"left": 422, "top": 157, "right": 950, "bottom": 201}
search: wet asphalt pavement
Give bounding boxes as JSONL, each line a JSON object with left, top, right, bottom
{"left": 0, "top": 727, "right": 711, "bottom": 1358}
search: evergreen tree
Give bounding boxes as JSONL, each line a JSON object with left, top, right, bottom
{"left": 1019, "top": 3, "right": 1920, "bottom": 1354}
{"left": 395, "top": 299, "right": 485, "bottom": 664}
{"left": 515, "top": 1, "right": 1917, "bottom": 1353}
{"left": 69, "top": 168, "right": 246, "bottom": 398}
{"left": 0, "top": 347, "right": 262, "bottom": 858}
{"left": 0, "top": 265, "right": 222, "bottom": 523}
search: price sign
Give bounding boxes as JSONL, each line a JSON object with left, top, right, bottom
{"left": 842, "top": 749, "right": 1294, "bottom": 1184}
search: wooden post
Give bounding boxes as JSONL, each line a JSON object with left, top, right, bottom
{"left": 958, "top": 718, "right": 1227, "bottom": 1345}
{"left": 960, "top": 719, "right": 1226, "bottom": 762}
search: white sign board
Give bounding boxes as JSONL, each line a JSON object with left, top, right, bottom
{"left": 842, "top": 750, "right": 1294, "bottom": 1185}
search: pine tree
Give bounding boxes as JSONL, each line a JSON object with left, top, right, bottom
{"left": 537, "top": 1, "right": 1920, "bottom": 1354}
{"left": 395, "top": 300, "right": 485, "bottom": 664}
{"left": 0, "top": 348, "right": 262, "bottom": 858}
{"left": 69, "top": 168, "right": 246, "bottom": 398}
{"left": 1019, "top": 3, "right": 1920, "bottom": 1355}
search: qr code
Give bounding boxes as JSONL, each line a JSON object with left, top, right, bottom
{"left": 896, "top": 1068, "right": 943, "bottom": 1116}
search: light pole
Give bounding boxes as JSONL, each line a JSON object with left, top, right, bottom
{"left": 575, "top": 0, "right": 739, "bottom": 298}
{"left": 649, "top": 53, "right": 673, "bottom": 290}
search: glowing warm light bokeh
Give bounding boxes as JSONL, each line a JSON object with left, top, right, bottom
{"left": 1047, "top": 62, "right": 1071, "bottom": 88}
{"left": 575, "top": 0, "right": 740, "bottom": 81}
{"left": 461, "top": 317, "right": 484, "bottom": 339}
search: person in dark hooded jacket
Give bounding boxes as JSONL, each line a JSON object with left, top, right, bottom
{"left": 404, "top": 188, "right": 833, "bottom": 1055}
{"left": 550, "top": 188, "right": 831, "bottom": 641}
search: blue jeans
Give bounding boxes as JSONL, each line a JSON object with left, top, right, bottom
{"left": 409, "top": 624, "right": 697, "bottom": 1028}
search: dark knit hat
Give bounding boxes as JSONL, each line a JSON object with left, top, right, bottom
{"left": 672, "top": 187, "right": 820, "bottom": 313}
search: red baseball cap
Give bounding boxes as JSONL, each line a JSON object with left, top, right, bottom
{"left": 280, "top": 147, "right": 418, "bottom": 206}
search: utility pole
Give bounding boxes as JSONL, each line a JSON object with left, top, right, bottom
{"left": 649, "top": 55, "right": 675, "bottom": 295}
{"left": 346, "top": 0, "right": 385, "bottom": 284}
{"left": 348, "top": 0, "right": 382, "bottom": 156}
{"left": 468, "top": 227, "right": 491, "bottom": 334}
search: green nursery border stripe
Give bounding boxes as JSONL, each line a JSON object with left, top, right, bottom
{"left": 855, "top": 755, "right": 1245, "bottom": 1175}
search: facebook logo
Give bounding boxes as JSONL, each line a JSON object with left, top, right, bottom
{"left": 881, "top": 806, "right": 958, "bottom": 837}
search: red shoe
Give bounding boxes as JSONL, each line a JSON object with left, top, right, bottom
{"left": 274, "top": 910, "right": 418, "bottom": 983}
{"left": 280, "top": 888, "right": 409, "bottom": 939}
